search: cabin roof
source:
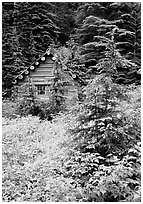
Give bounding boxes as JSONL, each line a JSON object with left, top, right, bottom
{"left": 12, "top": 47, "right": 58, "bottom": 85}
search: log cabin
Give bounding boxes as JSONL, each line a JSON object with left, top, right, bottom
{"left": 12, "top": 47, "right": 78, "bottom": 103}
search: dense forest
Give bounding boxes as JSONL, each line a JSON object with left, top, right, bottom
{"left": 2, "top": 2, "right": 141, "bottom": 202}
{"left": 2, "top": 2, "right": 141, "bottom": 96}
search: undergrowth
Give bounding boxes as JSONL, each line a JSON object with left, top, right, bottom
{"left": 2, "top": 114, "right": 79, "bottom": 202}
{"left": 2, "top": 84, "right": 141, "bottom": 202}
{"left": 62, "top": 81, "right": 141, "bottom": 202}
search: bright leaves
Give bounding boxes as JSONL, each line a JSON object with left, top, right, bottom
{"left": 2, "top": 115, "right": 76, "bottom": 201}
{"left": 2, "top": 82, "right": 141, "bottom": 202}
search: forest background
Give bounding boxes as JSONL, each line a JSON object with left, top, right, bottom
{"left": 2, "top": 2, "right": 141, "bottom": 95}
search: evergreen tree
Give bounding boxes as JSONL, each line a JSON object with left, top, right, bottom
{"left": 52, "top": 2, "right": 80, "bottom": 44}
{"left": 74, "top": 2, "right": 141, "bottom": 84}
{"left": 107, "top": 2, "right": 141, "bottom": 65}
{"left": 76, "top": 15, "right": 116, "bottom": 67}
{"left": 2, "top": 2, "right": 141, "bottom": 97}
{"left": 75, "top": 2, "right": 107, "bottom": 25}
{"left": 2, "top": 2, "right": 60, "bottom": 95}
{"left": 17, "top": 2, "right": 60, "bottom": 61}
{"left": 2, "top": 2, "right": 24, "bottom": 96}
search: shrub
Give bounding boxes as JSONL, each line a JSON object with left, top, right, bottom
{"left": 72, "top": 75, "right": 133, "bottom": 156}
{"left": 2, "top": 114, "right": 82, "bottom": 202}
{"left": 2, "top": 100, "right": 18, "bottom": 118}
{"left": 14, "top": 81, "right": 66, "bottom": 120}
{"left": 64, "top": 141, "right": 141, "bottom": 202}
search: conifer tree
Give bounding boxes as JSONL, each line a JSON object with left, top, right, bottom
{"left": 2, "top": 2, "right": 60, "bottom": 95}
{"left": 52, "top": 2, "right": 80, "bottom": 44}
{"left": 67, "top": 30, "right": 140, "bottom": 186}
{"left": 74, "top": 2, "right": 141, "bottom": 84}
{"left": 2, "top": 2, "right": 25, "bottom": 96}
{"left": 107, "top": 2, "right": 141, "bottom": 65}
{"left": 76, "top": 15, "right": 116, "bottom": 67}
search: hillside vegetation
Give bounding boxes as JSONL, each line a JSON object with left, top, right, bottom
{"left": 2, "top": 84, "right": 141, "bottom": 202}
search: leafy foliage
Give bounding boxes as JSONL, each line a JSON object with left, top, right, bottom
{"left": 62, "top": 79, "right": 141, "bottom": 201}
{"left": 2, "top": 82, "right": 141, "bottom": 201}
{"left": 63, "top": 143, "right": 141, "bottom": 202}
{"left": 2, "top": 115, "right": 79, "bottom": 201}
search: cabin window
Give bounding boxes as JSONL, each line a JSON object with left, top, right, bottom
{"left": 36, "top": 85, "right": 46, "bottom": 95}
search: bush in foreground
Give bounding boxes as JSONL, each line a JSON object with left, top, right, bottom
{"left": 62, "top": 76, "right": 141, "bottom": 202}
{"left": 2, "top": 115, "right": 79, "bottom": 201}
